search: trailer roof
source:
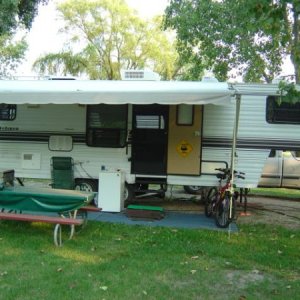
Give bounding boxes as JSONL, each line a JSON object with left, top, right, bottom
{"left": 0, "top": 80, "right": 233, "bottom": 105}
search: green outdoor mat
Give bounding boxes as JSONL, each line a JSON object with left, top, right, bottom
{"left": 126, "top": 205, "right": 165, "bottom": 220}
{"left": 127, "top": 205, "right": 164, "bottom": 212}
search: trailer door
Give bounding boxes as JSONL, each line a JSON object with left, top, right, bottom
{"left": 167, "top": 105, "right": 202, "bottom": 175}
{"left": 131, "top": 105, "right": 168, "bottom": 175}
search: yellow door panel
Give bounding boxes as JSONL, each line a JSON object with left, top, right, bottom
{"left": 167, "top": 105, "right": 202, "bottom": 175}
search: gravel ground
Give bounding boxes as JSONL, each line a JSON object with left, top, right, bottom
{"left": 236, "top": 196, "right": 300, "bottom": 230}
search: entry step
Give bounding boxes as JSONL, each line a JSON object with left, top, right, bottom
{"left": 135, "top": 177, "right": 167, "bottom": 185}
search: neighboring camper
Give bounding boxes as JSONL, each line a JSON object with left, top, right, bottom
{"left": 0, "top": 72, "right": 299, "bottom": 209}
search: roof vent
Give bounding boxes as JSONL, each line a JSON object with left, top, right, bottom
{"left": 201, "top": 76, "right": 219, "bottom": 82}
{"left": 201, "top": 71, "right": 219, "bottom": 82}
{"left": 121, "top": 70, "right": 160, "bottom": 81}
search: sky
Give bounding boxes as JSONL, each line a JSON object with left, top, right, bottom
{"left": 17, "top": 0, "right": 169, "bottom": 76}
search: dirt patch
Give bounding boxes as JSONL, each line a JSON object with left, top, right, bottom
{"left": 236, "top": 196, "right": 300, "bottom": 230}
{"left": 226, "top": 269, "right": 266, "bottom": 289}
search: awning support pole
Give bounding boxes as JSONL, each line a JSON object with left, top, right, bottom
{"left": 229, "top": 94, "right": 241, "bottom": 219}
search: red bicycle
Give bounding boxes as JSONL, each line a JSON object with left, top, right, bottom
{"left": 205, "top": 168, "right": 245, "bottom": 228}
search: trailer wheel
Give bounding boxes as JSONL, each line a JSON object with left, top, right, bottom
{"left": 75, "top": 179, "right": 98, "bottom": 192}
{"left": 75, "top": 179, "right": 98, "bottom": 206}
{"left": 183, "top": 185, "right": 202, "bottom": 194}
{"left": 124, "top": 183, "right": 134, "bottom": 207}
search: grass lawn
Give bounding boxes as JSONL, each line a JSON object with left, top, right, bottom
{"left": 249, "top": 187, "right": 300, "bottom": 200}
{"left": 0, "top": 220, "right": 299, "bottom": 300}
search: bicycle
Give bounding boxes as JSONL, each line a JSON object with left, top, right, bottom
{"left": 204, "top": 168, "right": 245, "bottom": 228}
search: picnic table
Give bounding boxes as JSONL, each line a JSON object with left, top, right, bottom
{"left": 0, "top": 186, "right": 98, "bottom": 246}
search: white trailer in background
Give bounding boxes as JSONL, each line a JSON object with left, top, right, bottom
{"left": 0, "top": 73, "right": 299, "bottom": 209}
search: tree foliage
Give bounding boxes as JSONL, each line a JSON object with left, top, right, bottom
{"left": 0, "top": 0, "right": 48, "bottom": 35}
{"left": 0, "top": 0, "right": 47, "bottom": 77}
{"left": 0, "top": 34, "right": 27, "bottom": 78}
{"left": 164, "top": 0, "right": 300, "bottom": 83}
{"left": 33, "top": 0, "right": 179, "bottom": 80}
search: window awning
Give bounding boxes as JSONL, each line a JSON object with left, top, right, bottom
{"left": 0, "top": 80, "right": 233, "bottom": 105}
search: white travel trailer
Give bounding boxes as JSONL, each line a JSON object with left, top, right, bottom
{"left": 0, "top": 73, "right": 299, "bottom": 206}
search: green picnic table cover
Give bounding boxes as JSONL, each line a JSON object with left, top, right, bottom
{"left": 0, "top": 186, "right": 95, "bottom": 213}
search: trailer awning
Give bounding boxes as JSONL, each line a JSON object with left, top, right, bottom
{"left": 0, "top": 80, "right": 233, "bottom": 105}
{"left": 231, "top": 83, "right": 281, "bottom": 96}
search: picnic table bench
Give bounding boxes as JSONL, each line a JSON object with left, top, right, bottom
{"left": 0, "top": 186, "right": 98, "bottom": 246}
{"left": 0, "top": 211, "right": 84, "bottom": 246}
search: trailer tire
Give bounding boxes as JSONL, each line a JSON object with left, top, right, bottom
{"left": 183, "top": 185, "right": 202, "bottom": 194}
{"left": 75, "top": 179, "right": 98, "bottom": 192}
{"left": 124, "top": 183, "right": 134, "bottom": 207}
{"left": 75, "top": 179, "right": 98, "bottom": 206}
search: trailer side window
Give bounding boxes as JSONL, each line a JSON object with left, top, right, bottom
{"left": 266, "top": 96, "right": 300, "bottom": 124}
{"left": 86, "top": 104, "right": 127, "bottom": 148}
{"left": 0, "top": 104, "right": 16, "bottom": 120}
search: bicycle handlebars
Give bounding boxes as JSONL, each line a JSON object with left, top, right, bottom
{"left": 214, "top": 168, "right": 245, "bottom": 179}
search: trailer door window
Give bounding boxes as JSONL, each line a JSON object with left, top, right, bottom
{"left": 136, "top": 115, "right": 165, "bottom": 129}
{"left": 0, "top": 104, "right": 16, "bottom": 120}
{"left": 86, "top": 104, "right": 127, "bottom": 148}
{"left": 177, "top": 104, "right": 194, "bottom": 125}
{"left": 266, "top": 96, "right": 300, "bottom": 124}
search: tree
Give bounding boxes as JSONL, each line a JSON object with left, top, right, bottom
{"left": 164, "top": 0, "right": 300, "bottom": 83}
{"left": 0, "top": 35, "right": 27, "bottom": 78}
{"left": 0, "top": 0, "right": 48, "bottom": 35}
{"left": 0, "top": 0, "right": 48, "bottom": 77}
{"left": 33, "top": 0, "right": 179, "bottom": 80}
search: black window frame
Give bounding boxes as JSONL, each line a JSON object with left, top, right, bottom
{"left": 269, "top": 149, "right": 276, "bottom": 157}
{"left": 266, "top": 96, "right": 300, "bottom": 124}
{"left": 0, "top": 104, "right": 17, "bottom": 121}
{"left": 86, "top": 104, "right": 128, "bottom": 148}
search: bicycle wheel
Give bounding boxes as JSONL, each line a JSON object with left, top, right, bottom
{"left": 215, "top": 192, "right": 231, "bottom": 228}
{"left": 205, "top": 187, "right": 218, "bottom": 217}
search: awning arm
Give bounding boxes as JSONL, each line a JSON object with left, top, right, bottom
{"left": 229, "top": 94, "right": 241, "bottom": 219}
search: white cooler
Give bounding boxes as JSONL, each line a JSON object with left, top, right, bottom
{"left": 97, "top": 171, "right": 125, "bottom": 212}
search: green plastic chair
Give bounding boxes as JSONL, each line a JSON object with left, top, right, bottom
{"left": 50, "top": 157, "right": 75, "bottom": 190}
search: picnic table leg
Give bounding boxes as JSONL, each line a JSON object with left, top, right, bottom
{"left": 54, "top": 210, "right": 88, "bottom": 246}
{"left": 54, "top": 224, "right": 62, "bottom": 246}
{"left": 59, "top": 212, "right": 76, "bottom": 240}
{"left": 53, "top": 221, "right": 76, "bottom": 247}
{"left": 72, "top": 209, "right": 88, "bottom": 232}
{"left": 54, "top": 222, "right": 74, "bottom": 246}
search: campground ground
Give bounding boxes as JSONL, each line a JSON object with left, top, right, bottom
{"left": 23, "top": 179, "right": 300, "bottom": 229}
{"left": 136, "top": 187, "right": 300, "bottom": 230}
{"left": 235, "top": 196, "right": 300, "bottom": 230}
{"left": 1, "top": 181, "right": 299, "bottom": 299}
